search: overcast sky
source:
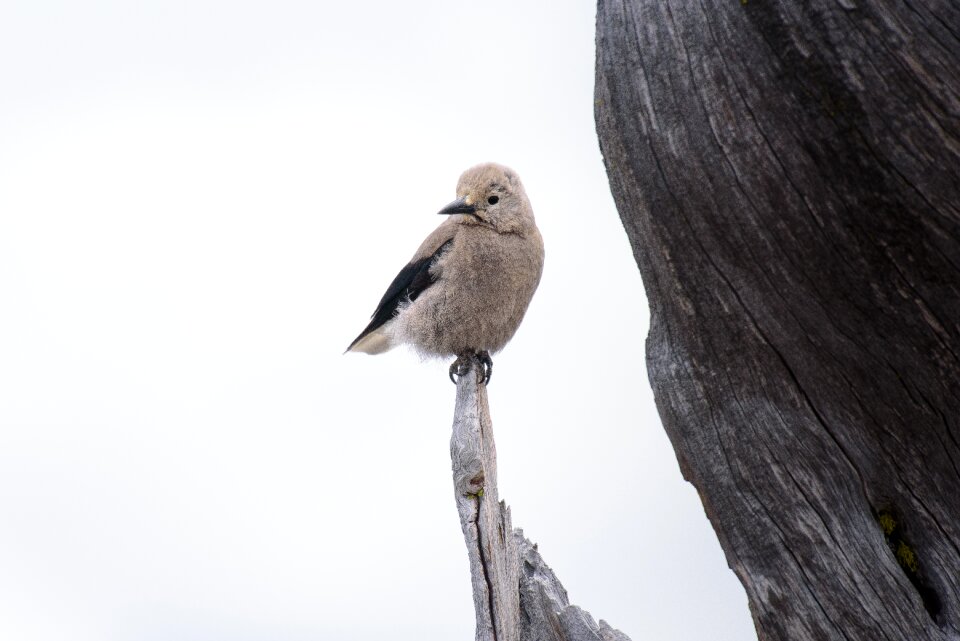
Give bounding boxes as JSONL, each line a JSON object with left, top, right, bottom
{"left": 0, "top": 2, "right": 757, "bottom": 640}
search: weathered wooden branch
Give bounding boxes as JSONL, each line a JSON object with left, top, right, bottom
{"left": 450, "top": 356, "right": 631, "bottom": 641}
{"left": 596, "top": 1, "right": 960, "bottom": 640}
{"left": 450, "top": 359, "right": 519, "bottom": 641}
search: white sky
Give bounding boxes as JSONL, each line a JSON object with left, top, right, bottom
{"left": 0, "top": 2, "right": 756, "bottom": 640}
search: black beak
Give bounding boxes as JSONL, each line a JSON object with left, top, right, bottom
{"left": 438, "top": 196, "right": 476, "bottom": 216}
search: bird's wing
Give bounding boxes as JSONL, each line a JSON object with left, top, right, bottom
{"left": 347, "top": 230, "right": 455, "bottom": 352}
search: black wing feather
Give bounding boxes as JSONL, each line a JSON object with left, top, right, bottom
{"left": 348, "top": 240, "right": 452, "bottom": 350}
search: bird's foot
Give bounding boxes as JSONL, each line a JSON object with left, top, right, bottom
{"left": 449, "top": 354, "right": 472, "bottom": 385}
{"left": 478, "top": 350, "right": 492, "bottom": 385}
{"left": 448, "top": 351, "right": 493, "bottom": 386}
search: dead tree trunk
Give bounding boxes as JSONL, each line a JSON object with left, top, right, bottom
{"left": 450, "top": 357, "right": 632, "bottom": 641}
{"left": 595, "top": 2, "right": 960, "bottom": 640}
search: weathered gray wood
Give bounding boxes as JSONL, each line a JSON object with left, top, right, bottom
{"left": 595, "top": 2, "right": 960, "bottom": 640}
{"left": 516, "top": 531, "right": 633, "bottom": 641}
{"left": 451, "top": 360, "right": 520, "bottom": 641}
{"left": 451, "top": 357, "right": 632, "bottom": 641}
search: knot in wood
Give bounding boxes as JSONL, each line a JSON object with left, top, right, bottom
{"left": 468, "top": 473, "right": 485, "bottom": 493}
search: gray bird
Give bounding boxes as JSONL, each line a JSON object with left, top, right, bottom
{"left": 346, "top": 163, "right": 544, "bottom": 384}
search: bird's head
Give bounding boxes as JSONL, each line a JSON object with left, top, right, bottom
{"left": 437, "top": 163, "right": 534, "bottom": 234}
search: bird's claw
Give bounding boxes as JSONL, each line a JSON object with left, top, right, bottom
{"left": 478, "top": 350, "right": 492, "bottom": 385}
{"left": 449, "top": 355, "right": 470, "bottom": 384}
{"left": 448, "top": 351, "right": 493, "bottom": 386}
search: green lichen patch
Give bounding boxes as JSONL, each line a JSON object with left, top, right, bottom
{"left": 876, "top": 509, "right": 919, "bottom": 577}
{"left": 875, "top": 508, "right": 941, "bottom": 621}
{"left": 877, "top": 511, "right": 896, "bottom": 536}
{"left": 896, "top": 541, "right": 920, "bottom": 574}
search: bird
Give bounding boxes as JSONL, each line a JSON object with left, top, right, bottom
{"left": 346, "top": 162, "right": 544, "bottom": 385}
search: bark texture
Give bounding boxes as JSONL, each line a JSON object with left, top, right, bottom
{"left": 595, "top": 2, "right": 960, "bottom": 640}
{"left": 451, "top": 358, "right": 631, "bottom": 641}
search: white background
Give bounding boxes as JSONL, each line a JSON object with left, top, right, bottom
{"left": 0, "top": 2, "right": 755, "bottom": 639}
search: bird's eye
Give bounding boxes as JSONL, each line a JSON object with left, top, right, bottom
{"left": 487, "top": 195, "right": 499, "bottom": 205}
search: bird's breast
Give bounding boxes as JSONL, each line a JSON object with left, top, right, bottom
{"left": 394, "top": 225, "right": 543, "bottom": 356}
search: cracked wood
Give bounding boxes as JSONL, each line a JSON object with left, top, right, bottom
{"left": 450, "top": 359, "right": 632, "bottom": 641}
{"left": 595, "top": 1, "right": 960, "bottom": 640}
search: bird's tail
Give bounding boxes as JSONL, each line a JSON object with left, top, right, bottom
{"left": 345, "top": 325, "right": 395, "bottom": 355}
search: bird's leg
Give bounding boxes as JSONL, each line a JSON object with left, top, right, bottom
{"left": 478, "top": 350, "right": 492, "bottom": 385}
{"left": 449, "top": 353, "right": 473, "bottom": 385}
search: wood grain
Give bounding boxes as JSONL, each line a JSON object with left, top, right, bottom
{"left": 451, "top": 358, "right": 631, "bottom": 641}
{"left": 595, "top": 2, "right": 960, "bottom": 639}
